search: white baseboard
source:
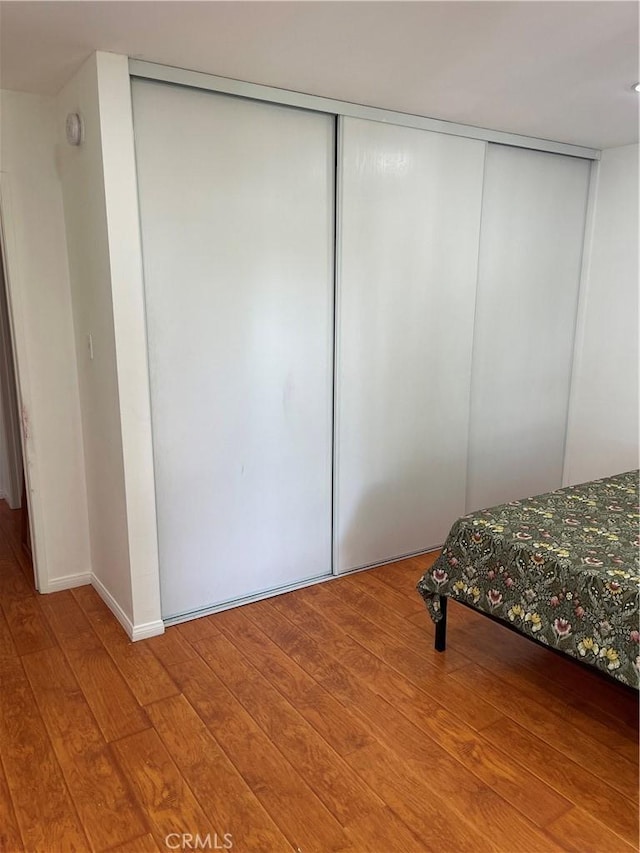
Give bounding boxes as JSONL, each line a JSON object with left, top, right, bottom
{"left": 131, "top": 619, "right": 165, "bottom": 641}
{"left": 91, "top": 573, "right": 134, "bottom": 637}
{"left": 42, "top": 572, "right": 92, "bottom": 593}
{"left": 90, "top": 573, "right": 164, "bottom": 641}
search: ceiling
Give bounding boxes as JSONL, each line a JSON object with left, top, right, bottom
{"left": 0, "top": 1, "right": 638, "bottom": 149}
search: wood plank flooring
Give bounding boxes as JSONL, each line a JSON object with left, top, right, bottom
{"left": 0, "top": 501, "right": 637, "bottom": 852}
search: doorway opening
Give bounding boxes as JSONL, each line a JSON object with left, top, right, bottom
{"left": 0, "top": 229, "right": 34, "bottom": 589}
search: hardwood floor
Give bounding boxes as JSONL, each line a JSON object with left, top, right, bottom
{"left": 0, "top": 501, "right": 637, "bottom": 852}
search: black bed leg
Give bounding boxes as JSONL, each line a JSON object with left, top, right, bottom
{"left": 435, "top": 595, "right": 448, "bottom": 652}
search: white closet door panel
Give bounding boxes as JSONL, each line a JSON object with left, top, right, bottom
{"left": 336, "top": 117, "right": 486, "bottom": 573}
{"left": 467, "top": 145, "right": 590, "bottom": 512}
{"left": 132, "top": 80, "right": 334, "bottom": 619}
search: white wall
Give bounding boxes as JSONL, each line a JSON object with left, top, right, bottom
{"left": 56, "top": 53, "right": 162, "bottom": 638}
{"left": 564, "top": 144, "right": 639, "bottom": 484}
{"left": 57, "top": 54, "right": 133, "bottom": 619}
{"left": 0, "top": 89, "right": 91, "bottom": 589}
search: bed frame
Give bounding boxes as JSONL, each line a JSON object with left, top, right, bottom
{"left": 431, "top": 591, "right": 638, "bottom": 693}
{"left": 417, "top": 471, "right": 639, "bottom": 690}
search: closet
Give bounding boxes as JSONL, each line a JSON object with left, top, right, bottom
{"left": 131, "top": 74, "right": 591, "bottom": 621}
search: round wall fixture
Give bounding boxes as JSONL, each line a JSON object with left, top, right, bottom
{"left": 65, "top": 112, "right": 84, "bottom": 146}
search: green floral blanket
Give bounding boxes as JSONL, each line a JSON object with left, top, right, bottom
{"left": 417, "top": 471, "right": 640, "bottom": 688}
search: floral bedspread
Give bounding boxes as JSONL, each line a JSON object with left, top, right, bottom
{"left": 417, "top": 471, "right": 640, "bottom": 687}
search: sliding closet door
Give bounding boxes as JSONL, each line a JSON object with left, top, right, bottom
{"left": 466, "top": 145, "right": 590, "bottom": 512}
{"left": 335, "top": 117, "right": 486, "bottom": 573}
{"left": 132, "top": 80, "right": 334, "bottom": 619}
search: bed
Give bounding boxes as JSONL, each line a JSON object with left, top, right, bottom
{"left": 416, "top": 470, "right": 639, "bottom": 688}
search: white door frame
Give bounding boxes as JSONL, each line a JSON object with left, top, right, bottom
{"left": 0, "top": 173, "right": 45, "bottom": 591}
